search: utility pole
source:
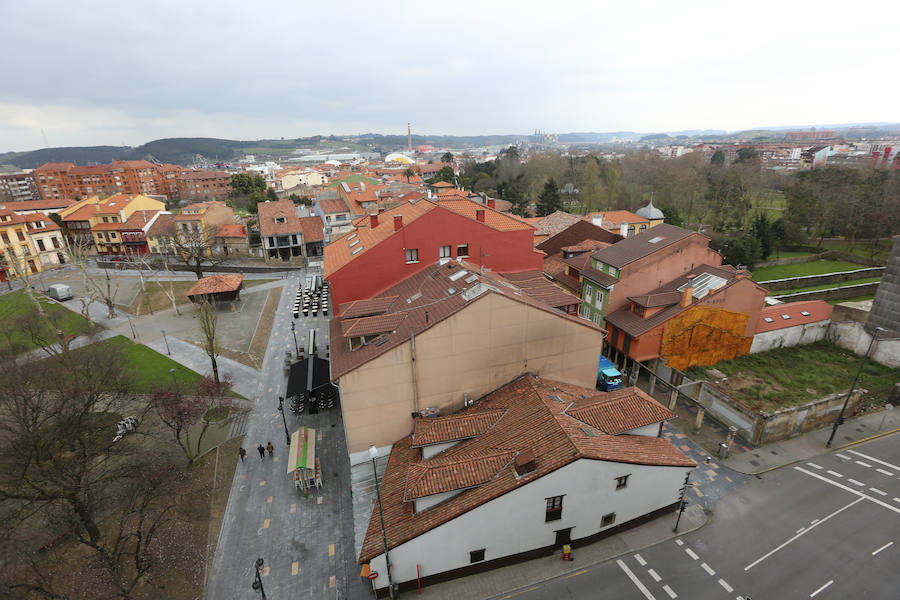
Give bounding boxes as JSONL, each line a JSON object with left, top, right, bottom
{"left": 826, "top": 326, "right": 885, "bottom": 448}
{"left": 673, "top": 471, "right": 692, "bottom": 532}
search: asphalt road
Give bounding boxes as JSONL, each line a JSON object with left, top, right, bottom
{"left": 504, "top": 433, "right": 900, "bottom": 600}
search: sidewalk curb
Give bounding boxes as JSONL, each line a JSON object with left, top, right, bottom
{"left": 724, "top": 426, "right": 900, "bottom": 476}
{"left": 480, "top": 510, "right": 708, "bottom": 600}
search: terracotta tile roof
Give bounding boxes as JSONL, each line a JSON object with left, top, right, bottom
{"left": 35, "top": 162, "right": 76, "bottom": 171}
{"left": 297, "top": 216, "right": 324, "bottom": 243}
{"left": 90, "top": 221, "right": 126, "bottom": 231}
{"left": 529, "top": 211, "right": 583, "bottom": 236}
{"left": 562, "top": 239, "right": 611, "bottom": 253}
{"left": 412, "top": 409, "right": 507, "bottom": 446}
{"left": 578, "top": 264, "right": 619, "bottom": 288}
{"left": 122, "top": 210, "right": 162, "bottom": 231}
{"left": 591, "top": 224, "right": 699, "bottom": 269}
{"left": 61, "top": 203, "right": 101, "bottom": 222}
{"left": 1, "top": 199, "right": 74, "bottom": 211}
{"left": 185, "top": 274, "right": 244, "bottom": 296}
{"left": 146, "top": 213, "right": 174, "bottom": 237}
{"left": 629, "top": 291, "right": 683, "bottom": 308}
{"left": 258, "top": 199, "right": 304, "bottom": 236}
{"left": 317, "top": 196, "right": 354, "bottom": 215}
{"left": 340, "top": 312, "right": 408, "bottom": 337}
{"left": 436, "top": 198, "right": 533, "bottom": 232}
{"left": 330, "top": 260, "right": 603, "bottom": 379}
{"left": 431, "top": 181, "right": 454, "bottom": 188}
{"left": 535, "top": 220, "right": 622, "bottom": 256}
{"left": 435, "top": 189, "right": 473, "bottom": 201}
{"left": 756, "top": 300, "right": 833, "bottom": 333}
{"left": 323, "top": 201, "right": 435, "bottom": 276}
{"left": 499, "top": 270, "right": 581, "bottom": 308}
{"left": 404, "top": 451, "right": 517, "bottom": 500}
{"left": 358, "top": 374, "right": 694, "bottom": 563}
{"left": 586, "top": 210, "right": 648, "bottom": 228}
{"left": 216, "top": 223, "right": 246, "bottom": 238}
{"left": 8, "top": 212, "right": 60, "bottom": 232}
{"left": 339, "top": 296, "right": 399, "bottom": 319}
{"left": 566, "top": 389, "right": 674, "bottom": 434}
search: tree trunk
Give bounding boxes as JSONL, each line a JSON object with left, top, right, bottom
{"left": 72, "top": 498, "right": 102, "bottom": 543}
{"left": 211, "top": 357, "right": 220, "bottom": 386}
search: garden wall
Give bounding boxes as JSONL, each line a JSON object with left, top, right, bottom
{"left": 827, "top": 320, "right": 900, "bottom": 368}
{"left": 760, "top": 267, "right": 884, "bottom": 291}
{"left": 750, "top": 321, "right": 830, "bottom": 353}
{"left": 771, "top": 282, "right": 881, "bottom": 303}
{"left": 97, "top": 260, "right": 306, "bottom": 274}
{"left": 755, "top": 389, "right": 864, "bottom": 445}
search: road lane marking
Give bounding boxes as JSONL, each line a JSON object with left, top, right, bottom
{"left": 894, "top": 498, "right": 900, "bottom": 504}
{"left": 744, "top": 496, "right": 864, "bottom": 570}
{"left": 292, "top": 561, "right": 299, "bottom": 575}
{"left": 872, "top": 541, "right": 893, "bottom": 555}
{"left": 701, "top": 563, "right": 715, "bottom": 576}
{"left": 834, "top": 453, "right": 850, "bottom": 460}
{"left": 329, "top": 543, "right": 335, "bottom": 557}
{"left": 674, "top": 539, "right": 684, "bottom": 546}
{"left": 810, "top": 579, "right": 833, "bottom": 597}
{"left": 848, "top": 479, "right": 865, "bottom": 487}
{"left": 796, "top": 528, "right": 806, "bottom": 534}
{"left": 810, "top": 519, "right": 819, "bottom": 525}
{"left": 685, "top": 548, "right": 699, "bottom": 560}
{"left": 849, "top": 450, "right": 900, "bottom": 472}
{"left": 826, "top": 470, "right": 843, "bottom": 478}
{"left": 807, "top": 462, "right": 823, "bottom": 469}
{"left": 794, "top": 467, "right": 900, "bottom": 515}
{"left": 855, "top": 460, "right": 872, "bottom": 468}
{"left": 564, "top": 569, "right": 588, "bottom": 579}
{"left": 718, "top": 579, "right": 733, "bottom": 593}
{"left": 648, "top": 568, "right": 661, "bottom": 582}
{"left": 870, "top": 487, "right": 888, "bottom": 496}
{"left": 876, "top": 468, "right": 894, "bottom": 476}
{"left": 616, "top": 560, "right": 657, "bottom": 600}
{"left": 634, "top": 553, "right": 647, "bottom": 566}
{"left": 263, "top": 519, "right": 270, "bottom": 529}
{"left": 662, "top": 584, "right": 677, "bottom": 598}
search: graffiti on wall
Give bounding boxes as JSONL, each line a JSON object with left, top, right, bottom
{"left": 661, "top": 306, "right": 752, "bottom": 371}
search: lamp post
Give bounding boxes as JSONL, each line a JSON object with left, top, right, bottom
{"left": 290, "top": 321, "right": 300, "bottom": 357}
{"left": 369, "top": 445, "right": 395, "bottom": 599}
{"left": 161, "top": 329, "right": 171, "bottom": 355}
{"left": 126, "top": 314, "right": 136, "bottom": 339}
{"left": 251, "top": 557, "right": 267, "bottom": 599}
{"left": 826, "top": 326, "right": 885, "bottom": 448}
{"left": 277, "top": 396, "right": 291, "bottom": 446}
{"left": 169, "top": 368, "right": 180, "bottom": 396}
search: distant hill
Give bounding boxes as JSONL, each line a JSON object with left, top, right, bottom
{"left": 0, "top": 145, "right": 131, "bottom": 169}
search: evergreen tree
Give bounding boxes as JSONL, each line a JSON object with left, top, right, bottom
{"left": 537, "top": 177, "right": 562, "bottom": 217}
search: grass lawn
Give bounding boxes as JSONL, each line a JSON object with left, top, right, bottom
{"left": 124, "top": 279, "right": 277, "bottom": 315}
{"left": 817, "top": 238, "right": 892, "bottom": 264}
{"left": 769, "top": 249, "right": 816, "bottom": 259}
{"left": 827, "top": 295, "right": 875, "bottom": 305}
{"left": 776, "top": 276, "right": 882, "bottom": 295}
{"left": 686, "top": 341, "right": 900, "bottom": 413}
{"left": 752, "top": 259, "right": 867, "bottom": 282}
{"left": 82, "top": 335, "right": 205, "bottom": 392}
{"left": 0, "top": 289, "right": 94, "bottom": 351}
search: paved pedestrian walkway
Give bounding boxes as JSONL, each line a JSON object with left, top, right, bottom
{"left": 724, "top": 406, "right": 900, "bottom": 474}
{"left": 144, "top": 336, "right": 260, "bottom": 399}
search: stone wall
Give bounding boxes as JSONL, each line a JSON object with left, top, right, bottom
{"left": 827, "top": 320, "right": 900, "bottom": 368}
{"left": 760, "top": 267, "right": 884, "bottom": 291}
{"left": 771, "top": 282, "right": 881, "bottom": 303}
{"left": 756, "top": 389, "right": 864, "bottom": 445}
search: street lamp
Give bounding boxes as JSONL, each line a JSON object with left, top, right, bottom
{"left": 251, "top": 557, "right": 267, "bottom": 599}
{"left": 161, "top": 329, "right": 171, "bottom": 355}
{"left": 369, "top": 445, "right": 395, "bottom": 599}
{"left": 290, "top": 321, "right": 300, "bottom": 357}
{"left": 277, "top": 396, "right": 291, "bottom": 446}
{"left": 826, "top": 326, "right": 885, "bottom": 448}
{"left": 126, "top": 314, "right": 136, "bottom": 339}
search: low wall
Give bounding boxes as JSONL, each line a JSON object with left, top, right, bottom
{"left": 756, "top": 389, "right": 864, "bottom": 445}
{"left": 827, "top": 320, "right": 900, "bottom": 368}
{"left": 694, "top": 382, "right": 757, "bottom": 442}
{"left": 760, "top": 267, "right": 884, "bottom": 291}
{"left": 820, "top": 249, "right": 885, "bottom": 267}
{"left": 97, "top": 260, "right": 307, "bottom": 274}
{"left": 771, "top": 281, "right": 881, "bottom": 303}
{"left": 750, "top": 321, "right": 830, "bottom": 354}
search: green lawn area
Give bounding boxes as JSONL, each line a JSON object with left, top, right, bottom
{"left": 776, "top": 276, "right": 882, "bottom": 295}
{"left": 817, "top": 239, "right": 892, "bottom": 264}
{"left": 687, "top": 341, "right": 900, "bottom": 413}
{"left": 827, "top": 295, "right": 875, "bottom": 305}
{"left": 769, "top": 249, "right": 816, "bottom": 259}
{"left": 752, "top": 259, "right": 867, "bottom": 282}
{"left": 93, "top": 335, "right": 205, "bottom": 392}
{"left": 326, "top": 174, "right": 380, "bottom": 188}
{"left": 0, "top": 289, "right": 93, "bottom": 351}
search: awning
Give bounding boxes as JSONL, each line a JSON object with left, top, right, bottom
{"left": 287, "top": 427, "right": 316, "bottom": 474}
{"left": 286, "top": 357, "right": 332, "bottom": 398}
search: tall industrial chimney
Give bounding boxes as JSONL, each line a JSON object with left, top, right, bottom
{"left": 407, "top": 123, "right": 412, "bottom": 153}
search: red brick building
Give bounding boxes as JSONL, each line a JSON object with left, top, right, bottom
{"left": 175, "top": 170, "right": 232, "bottom": 200}
{"left": 33, "top": 160, "right": 171, "bottom": 201}
{"left": 324, "top": 198, "right": 544, "bottom": 314}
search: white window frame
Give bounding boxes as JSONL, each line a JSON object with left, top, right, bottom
{"left": 439, "top": 245, "right": 451, "bottom": 259}
{"left": 405, "top": 248, "right": 419, "bottom": 263}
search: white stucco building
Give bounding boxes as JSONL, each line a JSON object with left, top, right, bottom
{"left": 358, "top": 374, "right": 695, "bottom": 596}
{"left": 750, "top": 300, "right": 833, "bottom": 353}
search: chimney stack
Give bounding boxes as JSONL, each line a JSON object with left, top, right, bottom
{"left": 487, "top": 198, "right": 495, "bottom": 209}
{"left": 514, "top": 450, "right": 536, "bottom": 476}
{"left": 681, "top": 276, "right": 695, "bottom": 307}
{"left": 394, "top": 214, "right": 403, "bottom": 231}
{"left": 370, "top": 213, "right": 378, "bottom": 228}
{"left": 476, "top": 209, "right": 485, "bottom": 223}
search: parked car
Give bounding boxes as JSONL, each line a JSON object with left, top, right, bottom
{"left": 596, "top": 356, "right": 623, "bottom": 391}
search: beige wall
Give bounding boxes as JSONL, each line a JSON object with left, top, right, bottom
{"left": 338, "top": 292, "right": 605, "bottom": 458}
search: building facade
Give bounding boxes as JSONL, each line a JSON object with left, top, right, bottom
{"left": 175, "top": 170, "right": 232, "bottom": 201}
{"left": 34, "top": 161, "right": 170, "bottom": 201}
{"left": 0, "top": 170, "right": 40, "bottom": 202}
{"left": 173, "top": 201, "right": 235, "bottom": 256}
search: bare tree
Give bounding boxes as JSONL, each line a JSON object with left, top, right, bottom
{"left": 197, "top": 298, "right": 221, "bottom": 386}
{"left": 66, "top": 238, "right": 120, "bottom": 319}
{"left": 166, "top": 222, "right": 225, "bottom": 280}
{"left": 132, "top": 254, "right": 181, "bottom": 316}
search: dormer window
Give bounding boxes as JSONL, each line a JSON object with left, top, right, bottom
{"left": 275, "top": 217, "right": 286, "bottom": 224}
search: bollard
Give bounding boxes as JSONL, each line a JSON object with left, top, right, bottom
{"left": 693, "top": 407, "right": 705, "bottom": 434}
{"left": 718, "top": 442, "right": 728, "bottom": 459}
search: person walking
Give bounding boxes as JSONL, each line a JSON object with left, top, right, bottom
{"left": 266, "top": 442, "right": 274, "bottom": 457}
{"left": 257, "top": 444, "right": 265, "bottom": 460}
{"left": 239, "top": 447, "right": 247, "bottom": 463}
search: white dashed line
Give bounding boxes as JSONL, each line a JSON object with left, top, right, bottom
{"left": 826, "top": 470, "right": 843, "bottom": 478}
{"left": 810, "top": 579, "right": 833, "bottom": 597}
{"left": 718, "top": 579, "right": 733, "bottom": 593}
{"left": 810, "top": 519, "right": 819, "bottom": 525}
{"left": 894, "top": 498, "right": 900, "bottom": 504}
{"left": 616, "top": 559, "right": 657, "bottom": 600}
{"left": 876, "top": 468, "right": 894, "bottom": 476}
{"left": 855, "top": 460, "right": 872, "bottom": 468}
{"left": 848, "top": 479, "right": 865, "bottom": 487}
{"left": 634, "top": 553, "right": 647, "bottom": 566}
{"left": 794, "top": 467, "right": 900, "bottom": 515}
{"left": 869, "top": 487, "right": 888, "bottom": 496}
{"left": 849, "top": 450, "right": 900, "bottom": 472}
{"left": 662, "top": 584, "right": 677, "bottom": 598}
{"left": 674, "top": 539, "right": 684, "bottom": 546}
{"left": 834, "top": 453, "right": 850, "bottom": 460}
{"left": 872, "top": 541, "right": 893, "bottom": 556}
{"left": 648, "top": 568, "right": 661, "bottom": 582}
{"left": 796, "top": 527, "right": 806, "bottom": 534}
{"left": 685, "top": 548, "right": 699, "bottom": 560}
{"left": 807, "top": 462, "right": 823, "bottom": 469}
{"left": 701, "top": 563, "right": 716, "bottom": 576}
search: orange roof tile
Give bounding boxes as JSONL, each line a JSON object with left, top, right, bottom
{"left": 756, "top": 300, "right": 833, "bottom": 333}
{"left": 216, "top": 223, "right": 247, "bottom": 238}
{"left": 412, "top": 409, "right": 507, "bottom": 446}
{"left": 185, "top": 274, "right": 244, "bottom": 296}
{"left": 435, "top": 198, "right": 533, "bottom": 232}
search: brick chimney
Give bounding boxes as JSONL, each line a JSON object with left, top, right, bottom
{"left": 681, "top": 275, "right": 695, "bottom": 307}
{"left": 476, "top": 209, "right": 485, "bottom": 223}
{"left": 487, "top": 197, "right": 495, "bottom": 209}
{"left": 370, "top": 213, "right": 378, "bottom": 228}
{"left": 515, "top": 450, "right": 536, "bottom": 476}
{"left": 394, "top": 214, "right": 403, "bottom": 231}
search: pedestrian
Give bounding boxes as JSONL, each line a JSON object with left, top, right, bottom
{"left": 239, "top": 447, "right": 247, "bottom": 463}
{"left": 257, "top": 444, "right": 265, "bottom": 460}
{"left": 266, "top": 441, "right": 274, "bottom": 457}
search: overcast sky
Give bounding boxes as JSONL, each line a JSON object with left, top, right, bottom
{"left": 2, "top": 0, "right": 898, "bottom": 152}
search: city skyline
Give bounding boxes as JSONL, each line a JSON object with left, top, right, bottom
{"left": 2, "top": 0, "right": 899, "bottom": 152}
